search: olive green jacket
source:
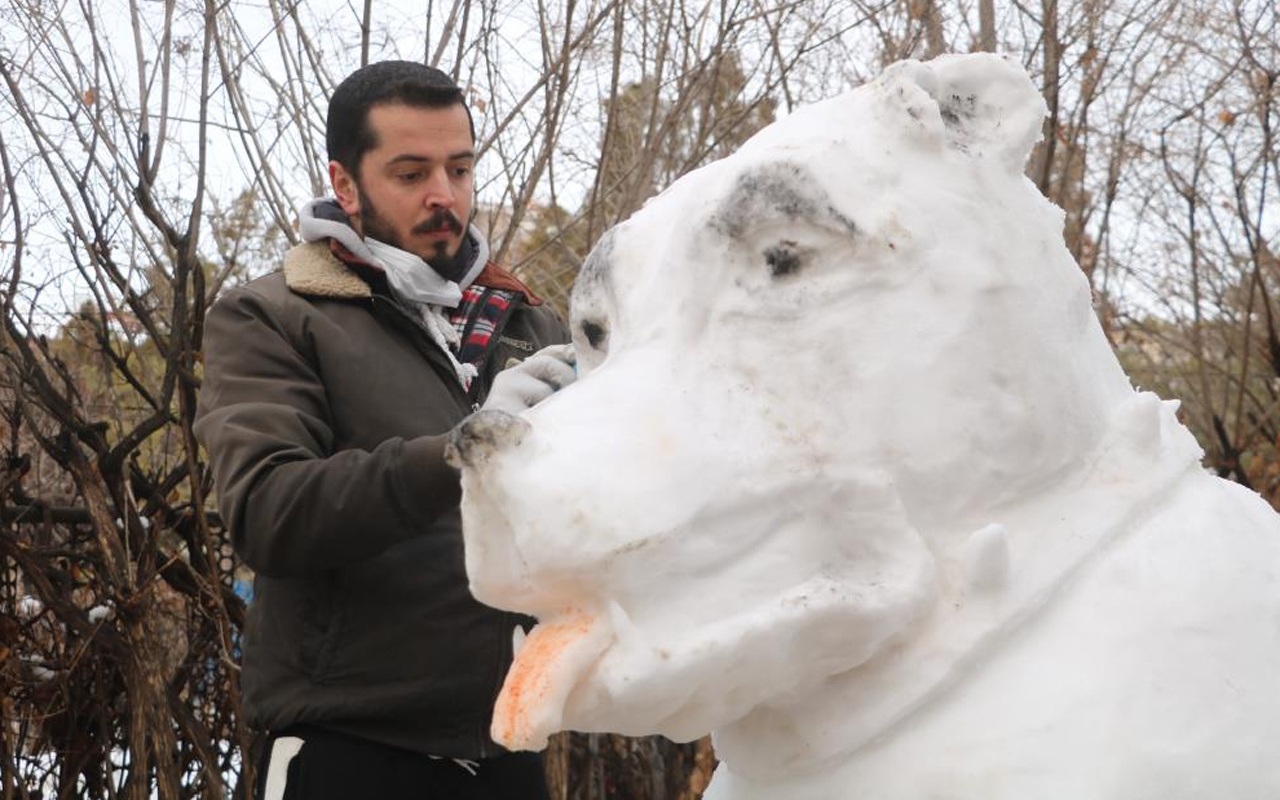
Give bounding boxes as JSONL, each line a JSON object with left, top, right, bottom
{"left": 195, "top": 239, "right": 567, "bottom": 758}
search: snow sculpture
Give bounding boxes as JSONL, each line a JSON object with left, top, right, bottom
{"left": 448, "top": 53, "right": 1280, "bottom": 798}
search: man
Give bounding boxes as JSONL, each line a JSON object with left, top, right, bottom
{"left": 195, "top": 61, "right": 573, "bottom": 799}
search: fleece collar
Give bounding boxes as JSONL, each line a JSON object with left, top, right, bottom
{"left": 282, "top": 240, "right": 375, "bottom": 299}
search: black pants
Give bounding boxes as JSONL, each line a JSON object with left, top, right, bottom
{"left": 256, "top": 727, "right": 551, "bottom": 800}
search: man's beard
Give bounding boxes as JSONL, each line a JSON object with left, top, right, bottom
{"left": 359, "top": 188, "right": 470, "bottom": 282}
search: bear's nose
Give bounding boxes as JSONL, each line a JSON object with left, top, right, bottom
{"left": 446, "top": 409, "right": 533, "bottom": 469}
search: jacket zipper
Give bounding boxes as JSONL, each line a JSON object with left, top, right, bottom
{"left": 374, "top": 292, "right": 535, "bottom": 756}
{"left": 370, "top": 295, "right": 473, "bottom": 409}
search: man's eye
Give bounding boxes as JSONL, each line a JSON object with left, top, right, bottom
{"left": 397, "top": 172, "right": 422, "bottom": 182}
{"left": 453, "top": 166, "right": 472, "bottom": 178}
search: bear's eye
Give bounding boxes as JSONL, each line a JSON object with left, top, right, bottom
{"left": 764, "top": 240, "right": 803, "bottom": 278}
{"left": 580, "top": 318, "right": 609, "bottom": 351}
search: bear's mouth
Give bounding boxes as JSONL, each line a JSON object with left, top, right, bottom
{"left": 491, "top": 608, "right": 613, "bottom": 751}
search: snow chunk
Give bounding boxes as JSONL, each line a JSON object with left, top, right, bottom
{"left": 455, "top": 53, "right": 1280, "bottom": 798}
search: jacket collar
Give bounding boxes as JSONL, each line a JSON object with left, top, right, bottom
{"left": 282, "top": 237, "right": 546, "bottom": 305}
{"left": 283, "top": 240, "right": 374, "bottom": 299}
{"left": 284, "top": 197, "right": 544, "bottom": 305}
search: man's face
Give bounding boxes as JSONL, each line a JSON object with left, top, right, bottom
{"left": 331, "top": 102, "right": 475, "bottom": 266}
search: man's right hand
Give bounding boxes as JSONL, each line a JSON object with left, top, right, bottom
{"left": 480, "top": 344, "right": 577, "bottom": 416}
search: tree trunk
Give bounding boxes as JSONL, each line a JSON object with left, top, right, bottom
{"left": 979, "top": 0, "right": 997, "bottom": 52}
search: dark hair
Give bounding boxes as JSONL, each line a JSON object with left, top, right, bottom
{"left": 326, "top": 60, "right": 475, "bottom": 176}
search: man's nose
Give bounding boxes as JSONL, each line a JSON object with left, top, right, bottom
{"left": 423, "top": 167, "right": 456, "bottom": 208}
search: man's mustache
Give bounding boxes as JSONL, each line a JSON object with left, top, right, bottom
{"left": 413, "top": 211, "right": 463, "bottom": 236}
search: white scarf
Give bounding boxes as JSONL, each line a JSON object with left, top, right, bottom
{"left": 297, "top": 198, "right": 488, "bottom": 388}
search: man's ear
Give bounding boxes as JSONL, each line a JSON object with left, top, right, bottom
{"left": 329, "top": 161, "right": 361, "bottom": 217}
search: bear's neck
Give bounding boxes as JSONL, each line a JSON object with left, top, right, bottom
{"left": 711, "top": 393, "right": 1203, "bottom": 781}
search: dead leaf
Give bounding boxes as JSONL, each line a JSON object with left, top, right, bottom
{"left": 82, "top": 87, "right": 97, "bottom": 106}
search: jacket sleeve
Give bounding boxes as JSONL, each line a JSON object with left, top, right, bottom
{"left": 195, "top": 286, "right": 461, "bottom": 578}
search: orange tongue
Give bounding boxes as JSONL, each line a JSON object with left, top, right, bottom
{"left": 493, "top": 610, "right": 611, "bottom": 750}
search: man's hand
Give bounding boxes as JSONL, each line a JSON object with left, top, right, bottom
{"left": 481, "top": 344, "right": 577, "bottom": 416}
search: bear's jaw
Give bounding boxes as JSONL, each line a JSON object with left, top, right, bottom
{"left": 709, "top": 393, "right": 1205, "bottom": 780}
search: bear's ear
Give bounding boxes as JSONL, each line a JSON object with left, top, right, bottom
{"left": 876, "top": 53, "right": 1047, "bottom": 175}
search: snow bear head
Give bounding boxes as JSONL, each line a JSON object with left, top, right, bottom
{"left": 450, "top": 54, "right": 1150, "bottom": 752}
